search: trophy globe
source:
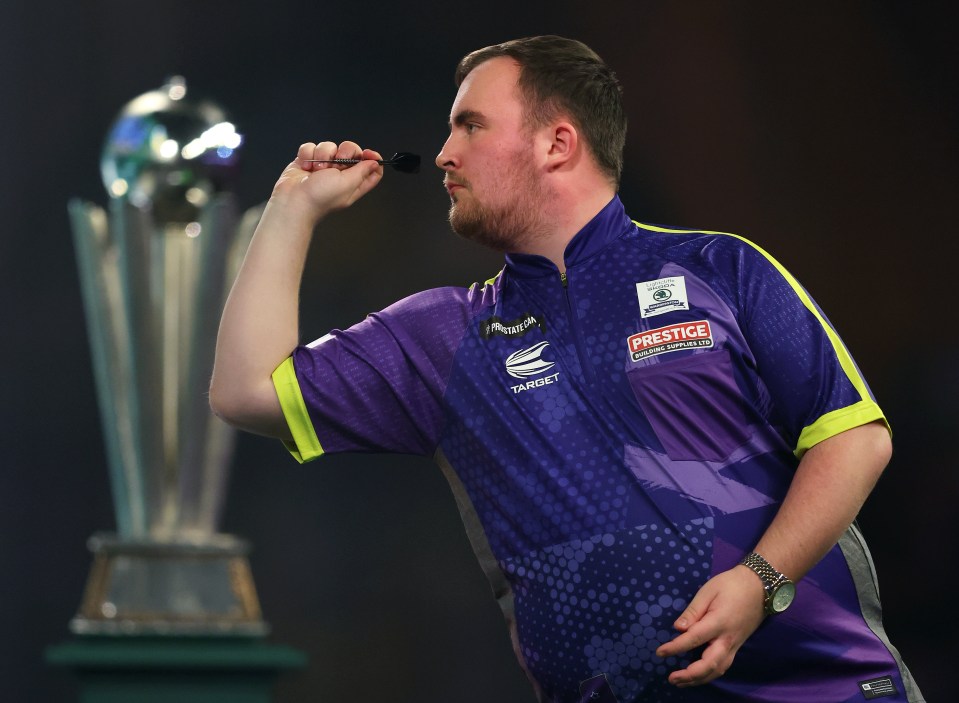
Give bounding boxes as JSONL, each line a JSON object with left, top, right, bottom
{"left": 101, "top": 75, "right": 242, "bottom": 224}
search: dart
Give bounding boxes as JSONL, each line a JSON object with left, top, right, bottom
{"left": 303, "top": 151, "right": 421, "bottom": 174}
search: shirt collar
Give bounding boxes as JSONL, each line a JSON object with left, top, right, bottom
{"left": 503, "top": 195, "right": 631, "bottom": 278}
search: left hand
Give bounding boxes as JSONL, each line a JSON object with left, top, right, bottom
{"left": 655, "top": 565, "right": 767, "bottom": 687}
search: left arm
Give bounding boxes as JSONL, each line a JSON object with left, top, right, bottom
{"left": 655, "top": 420, "right": 892, "bottom": 687}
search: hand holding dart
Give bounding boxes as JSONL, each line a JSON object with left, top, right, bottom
{"left": 303, "top": 151, "right": 420, "bottom": 174}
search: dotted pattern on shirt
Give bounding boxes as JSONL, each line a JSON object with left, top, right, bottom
{"left": 501, "top": 517, "right": 714, "bottom": 702}
{"left": 442, "top": 327, "right": 637, "bottom": 558}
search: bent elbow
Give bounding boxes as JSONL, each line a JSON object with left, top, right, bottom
{"left": 208, "top": 375, "right": 288, "bottom": 440}
{"left": 208, "top": 373, "right": 258, "bottom": 428}
{"left": 857, "top": 419, "right": 893, "bottom": 479}
{"left": 208, "top": 378, "right": 242, "bottom": 428}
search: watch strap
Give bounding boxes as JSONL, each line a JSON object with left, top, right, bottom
{"left": 740, "top": 551, "right": 785, "bottom": 589}
{"left": 740, "top": 551, "right": 792, "bottom": 613}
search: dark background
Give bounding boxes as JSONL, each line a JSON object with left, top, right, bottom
{"left": 2, "top": 2, "right": 956, "bottom": 701}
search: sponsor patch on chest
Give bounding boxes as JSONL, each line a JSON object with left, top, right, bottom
{"left": 636, "top": 276, "right": 689, "bottom": 318}
{"left": 479, "top": 311, "right": 546, "bottom": 340}
{"left": 627, "top": 320, "right": 713, "bottom": 361}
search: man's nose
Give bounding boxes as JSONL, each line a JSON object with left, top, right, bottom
{"left": 435, "top": 136, "right": 458, "bottom": 170}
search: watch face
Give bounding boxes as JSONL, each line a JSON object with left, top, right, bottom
{"left": 770, "top": 581, "right": 796, "bottom": 613}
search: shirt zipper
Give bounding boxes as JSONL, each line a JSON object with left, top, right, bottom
{"left": 561, "top": 270, "right": 597, "bottom": 384}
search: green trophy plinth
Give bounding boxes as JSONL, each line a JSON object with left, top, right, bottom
{"left": 46, "top": 637, "right": 307, "bottom": 703}
{"left": 48, "top": 77, "right": 304, "bottom": 701}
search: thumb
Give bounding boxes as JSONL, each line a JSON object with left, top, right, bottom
{"left": 344, "top": 158, "right": 384, "bottom": 203}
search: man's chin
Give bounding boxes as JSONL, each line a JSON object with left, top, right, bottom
{"left": 449, "top": 218, "right": 477, "bottom": 243}
{"left": 448, "top": 205, "right": 473, "bottom": 238}
{"left": 449, "top": 215, "right": 482, "bottom": 244}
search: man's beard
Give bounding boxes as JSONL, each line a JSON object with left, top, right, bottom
{"left": 447, "top": 160, "right": 549, "bottom": 253}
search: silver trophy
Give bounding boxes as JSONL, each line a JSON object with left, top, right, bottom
{"left": 69, "top": 77, "right": 265, "bottom": 635}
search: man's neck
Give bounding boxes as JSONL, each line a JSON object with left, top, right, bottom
{"left": 515, "top": 183, "right": 617, "bottom": 273}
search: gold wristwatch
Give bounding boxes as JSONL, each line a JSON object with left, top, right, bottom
{"left": 740, "top": 552, "right": 796, "bottom": 615}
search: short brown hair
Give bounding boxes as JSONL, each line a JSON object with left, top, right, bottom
{"left": 455, "top": 35, "right": 627, "bottom": 185}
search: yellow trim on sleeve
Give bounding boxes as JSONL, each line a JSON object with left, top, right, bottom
{"left": 634, "top": 221, "right": 890, "bottom": 455}
{"left": 795, "top": 400, "right": 889, "bottom": 458}
{"left": 271, "top": 357, "right": 324, "bottom": 464}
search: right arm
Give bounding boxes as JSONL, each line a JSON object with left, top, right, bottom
{"left": 209, "top": 141, "right": 384, "bottom": 438}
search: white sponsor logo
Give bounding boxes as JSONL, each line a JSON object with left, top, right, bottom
{"left": 505, "top": 341, "right": 555, "bottom": 378}
{"left": 505, "top": 341, "right": 561, "bottom": 393}
{"left": 511, "top": 372, "right": 561, "bottom": 395}
{"left": 636, "top": 276, "right": 689, "bottom": 318}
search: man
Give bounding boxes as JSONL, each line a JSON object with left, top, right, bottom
{"left": 211, "top": 36, "right": 923, "bottom": 703}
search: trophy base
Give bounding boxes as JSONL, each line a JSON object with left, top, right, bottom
{"left": 71, "top": 532, "right": 269, "bottom": 637}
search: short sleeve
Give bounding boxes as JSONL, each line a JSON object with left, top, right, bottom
{"left": 273, "top": 287, "right": 472, "bottom": 462}
{"left": 711, "top": 236, "right": 889, "bottom": 457}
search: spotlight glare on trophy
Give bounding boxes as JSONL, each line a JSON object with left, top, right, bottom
{"left": 69, "top": 76, "right": 266, "bottom": 636}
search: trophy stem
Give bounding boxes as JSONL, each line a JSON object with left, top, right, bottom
{"left": 69, "top": 199, "right": 147, "bottom": 536}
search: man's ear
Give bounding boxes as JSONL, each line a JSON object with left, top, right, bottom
{"left": 544, "top": 121, "right": 579, "bottom": 172}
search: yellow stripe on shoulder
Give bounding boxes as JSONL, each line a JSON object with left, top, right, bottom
{"left": 634, "top": 220, "right": 885, "bottom": 454}
{"left": 633, "top": 221, "right": 735, "bottom": 234}
{"left": 271, "top": 357, "right": 324, "bottom": 464}
{"left": 483, "top": 269, "right": 504, "bottom": 287}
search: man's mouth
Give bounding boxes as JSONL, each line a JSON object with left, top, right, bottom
{"left": 444, "top": 178, "right": 467, "bottom": 197}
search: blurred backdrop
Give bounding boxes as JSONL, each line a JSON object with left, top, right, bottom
{"left": 2, "top": 1, "right": 956, "bottom": 701}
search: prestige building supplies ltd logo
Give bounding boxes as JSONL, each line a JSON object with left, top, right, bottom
{"left": 627, "top": 320, "right": 713, "bottom": 361}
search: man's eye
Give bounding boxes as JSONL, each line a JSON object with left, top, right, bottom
{"left": 465, "top": 123, "right": 479, "bottom": 134}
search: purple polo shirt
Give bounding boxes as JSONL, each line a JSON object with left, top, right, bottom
{"left": 272, "top": 196, "right": 920, "bottom": 702}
